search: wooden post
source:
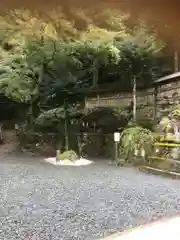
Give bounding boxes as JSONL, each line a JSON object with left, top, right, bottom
{"left": 64, "top": 118, "right": 69, "bottom": 151}
{"left": 174, "top": 51, "right": 179, "bottom": 72}
{"left": 133, "top": 76, "right": 137, "bottom": 122}
{"left": 114, "top": 132, "right": 121, "bottom": 165}
{"left": 56, "top": 149, "right": 60, "bottom": 162}
{"left": 92, "top": 59, "right": 98, "bottom": 88}
{"left": 0, "top": 125, "right": 3, "bottom": 143}
{"left": 77, "top": 135, "right": 82, "bottom": 157}
{"left": 64, "top": 99, "right": 69, "bottom": 151}
{"left": 97, "top": 94, "right": 100, "bottom": 105}
{"left": 115, "top": 142, "right": 118, "bottom": 162}
{"left": 153, "top": 86, "right": 157, "bottom": 120}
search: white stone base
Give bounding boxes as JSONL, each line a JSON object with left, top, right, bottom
{"left": 44, "top": 157, "right": 94, "bottom": 166}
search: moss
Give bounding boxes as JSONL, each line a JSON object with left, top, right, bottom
{"left": 59, "top": 150, "right": 78, "bottom": 161}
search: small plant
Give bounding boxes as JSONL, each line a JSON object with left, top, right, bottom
{"left": 59, "top": 150, "right": 78, "bottom": 161}
{"left": 169, "top": 108, "right": 180, "bottom": 119}
{"left": 135, "top": 117, "right": 155, "bottom": 131}
{"left": 119, "top": 126, "right": 155, "bottom": 162}
{"left": 156, "top": 116, "right": 170, "bottom": 133}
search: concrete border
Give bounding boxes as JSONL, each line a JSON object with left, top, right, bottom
{"left": 99, "top": 232, "right": 122, "bottom": 240}
{"left": 139, "top": 165, "right": 180, "bottom": 179}
{"left": 99, "top": 216, "right": 180, "bottom": 240}
{"left": 44, "top": 157, "right": 94, "bottom": 166}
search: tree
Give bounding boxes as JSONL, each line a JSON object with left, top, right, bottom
{"left": 116, "top": 24, "right": 164, "bottom": 121}
{"left": 71, "top": 40, "right": 120, "bottom": 88}
{"left": 0, "top": 7, "right": 165, "bottom": 136}
{"left": 0, "top": 21, "right": 58, "bottom": 120}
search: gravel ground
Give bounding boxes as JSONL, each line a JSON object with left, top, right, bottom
{"left": 0, "top": 156, "right": 180, "bottom": 240}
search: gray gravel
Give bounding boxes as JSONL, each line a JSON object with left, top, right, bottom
{"left": 0, "top": 156, "right": 180, "bottom": 240}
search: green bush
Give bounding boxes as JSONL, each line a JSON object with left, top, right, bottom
{"left": 119, "top": 126, "right": 155, "bottom": 162}
{"left": 60, "top": 150, "right": 78, "bottom": 161}
{"left": 135, "top": 118, "right": 156, "bottom": 131}
{"left": 169, "top": 108, "right": 180, "bottom": 119}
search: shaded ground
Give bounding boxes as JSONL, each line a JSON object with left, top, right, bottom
{"left": 0, "top": 154, "right": 180, "bottom": 240}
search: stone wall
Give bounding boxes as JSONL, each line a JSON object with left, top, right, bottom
{"left": 85, "top": 75, "right": 180, "bottom": 120}
{"left": 156, "top": 77, "right": 180, "bottom": 118}
{"left": 85, "top": 88, "right": 155, "bottom": 119}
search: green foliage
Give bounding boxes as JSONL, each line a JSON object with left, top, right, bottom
{"left": 133, "top": 117, "right": 155, "bottom": 131}
{"left": 80, "top": 107, "right": 132, "bottom": 133}
{"left": 169, "top": 108, "right": 180, "bottom": 119}
{"left": 157, "top": 116, "right": 170, "bottom": 132}
{"left": 0, "top": 9, "right": 165, "bottom": 103}
{"left": 119, "top": 126, "right": 155, "bottom": 161}
{"left": 116, "top": 23, "right": 164, "bottom": 84}
{"left": 60, "top": 150, "right": 78, "bottom": 161}
{"left": 0, "top": 8, "right": 166, "bottom": 137}
{"left": 0, "top": 42, "right": 35, "bottom": 102}
{"left": 35, "top": 107, "right": 65, "bottom": 127}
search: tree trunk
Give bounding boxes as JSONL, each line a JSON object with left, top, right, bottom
{"left": 28, "top": 34, "right": 44, "bottom": 126}
{"left": 133, "top": 76, "right": 137, "bottom": 122}
{"left": 64, "top": 99, "right": 69, "bottom": 151}
{"left": 64, "top": 118, "right": 69, "bottom": 151}
{"left": 27, "top": 105, "right": 34, "bottom": 126}
{"left": 92, "top": 60, "right": 98, "bottom": 88}
{"left": 28, "top": 63, "right": 44, "bottom": 126}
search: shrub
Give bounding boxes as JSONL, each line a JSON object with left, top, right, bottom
{"left": 135, "top": 117, "right": 156, "bottom": 131}
{"left": 60, "top": 150, "right": 78, "bottom": 161}
{"left": 169, "top": 108, "right": 180, "bottom": 119}
{"left": 119, "top": 126, "right": 155, "bottom": 162}
{"left": 155, "top": 116, "right": 170, "bottom": 133}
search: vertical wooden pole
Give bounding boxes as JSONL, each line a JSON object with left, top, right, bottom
{"left": 115, "top": 142, "right": 118, "bottom": 162}
{"left": 153, "top": 86, "right": 157, "bottom": 120}
{"left": 174, "top": 51, "right": 179, "bottom": 72}
{"left": 77, "top": 135, "right": 82, "bottom": 157}
{"left": 56, "top": 149, "right": 60, "bottom": 162}
{"left": 64, "top": 99, "right": 69, "bottom": 151}
{"left": 92, "top": 59, "right": 98, "bottom": 88}
{"left": 133, "top": 76, "right": 137, "bottom": 122}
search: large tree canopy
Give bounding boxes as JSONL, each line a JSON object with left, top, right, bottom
{"left": 0, "top": 7, "right": 166, "bottom": 131}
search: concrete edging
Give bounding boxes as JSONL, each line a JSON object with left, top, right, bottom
{"left": 139, "top": 165, "right": 180, "bottom": 179}
{"left": 99, "top": 232, "right": 123, "bottom": 240}
{"left": 99, "top": 216, "right": 180, "bottom": 240}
